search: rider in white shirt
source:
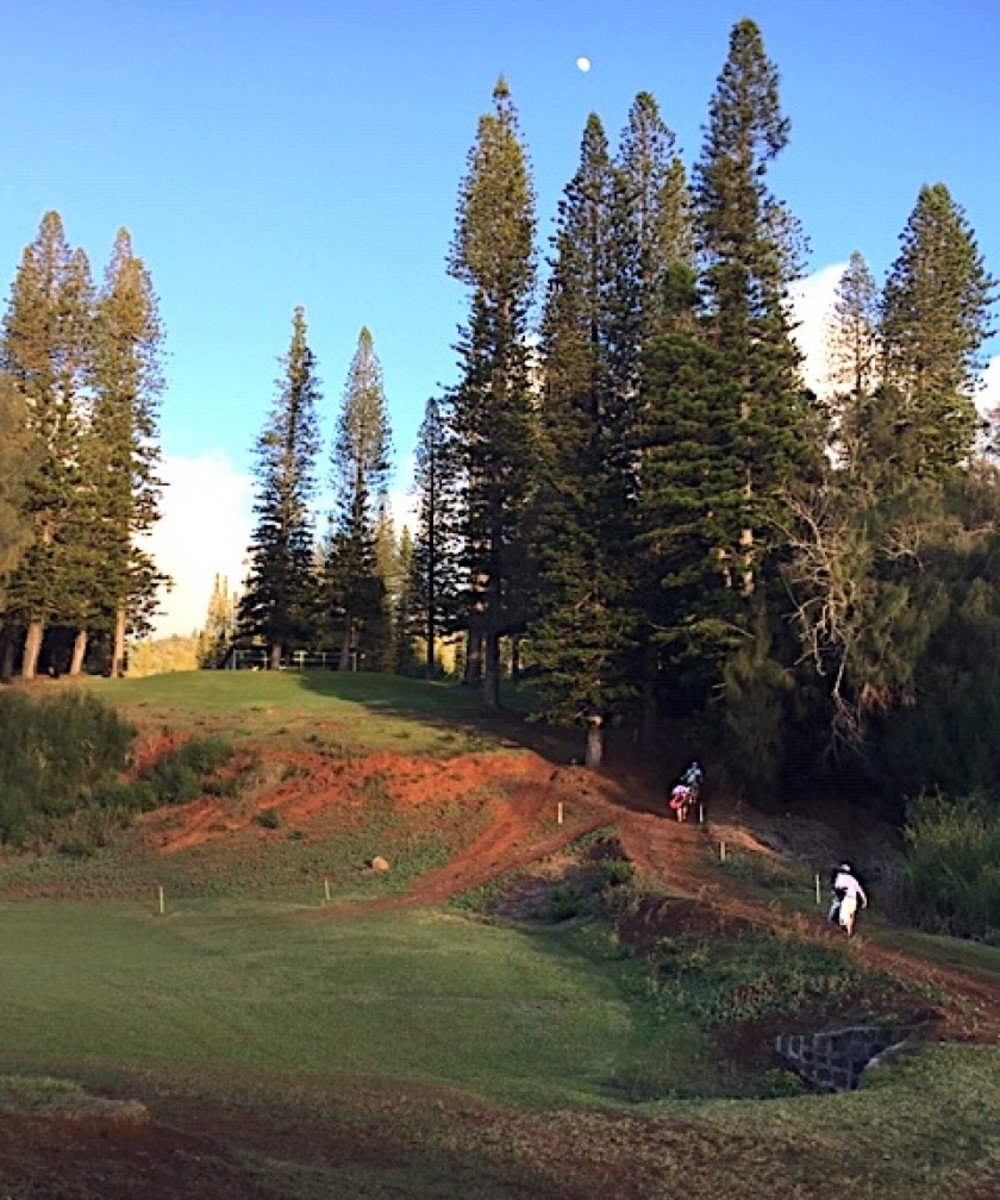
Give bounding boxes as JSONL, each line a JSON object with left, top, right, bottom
{"left": 829, "top": 863, "right": 868, "bottom": 936}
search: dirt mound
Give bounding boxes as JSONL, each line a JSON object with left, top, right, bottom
{"left": 0, "top": 1112, "right": 274, "bottom": 1200}
{"left": 131, "top": 736, "right": 1000, "bottom": 1041}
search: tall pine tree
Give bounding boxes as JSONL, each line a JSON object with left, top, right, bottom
{"left": 531, "top": 114, "right": 642, "bottom": 765}
{"left": 878, "top": 183, "right": 994, "bottom": 483}
{"left": 238, "top": 307, "right": 322, "bottom": 669}
{"left": 325, "top": 326, "right": 392, "bottom": 671}
{"left": 447, "top": 77, "right": 538, "bottom": 709}
{"left": 410, "top": 394, "right": 462, "bottom": 678}
{"left": 0, "top": 213, "right": 94, "bottom": 678}
{"left": 87, "top": 228, "right": 167, "bottom": 676}
{"left": 691, "top": 18, "right": 813, "bottom": 790}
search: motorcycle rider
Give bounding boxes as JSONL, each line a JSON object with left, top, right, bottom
{"left": 681, "top": 761, "right": 703, "bottom": 796}
{"left": 828, "top": 863, "right": 868, "bottom": 936}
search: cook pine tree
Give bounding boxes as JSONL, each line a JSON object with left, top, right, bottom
{"left": 410, "top": 394, "right": 462, "bottom": 679}
{"left": 878, "top": 182, "right": 994, "bottom": 485}
{"left": 531, "top": 113, "right": 642, "bottom": 767}
{"left": 87, "top": 227, "right": 167, "bottom": 677}
{"left": 0, "top": 373, "right": 35, "bottom": 678}
{"left": 690, "top": 18, "right": 814, "bottom": 788}
{"left": 0, "top": 212, "right": 94, "bottom": 679}
{"left": 616, "top": 90, "right": 696, "bottom": 741}
{"left": 238, "top": 306, "right": 322, "bottom": 670}
{"left": 325, "top": 326, "right": 392, "bottom": 672}
{"left": 447, "top": 77, "right": 538, "bottom": 709}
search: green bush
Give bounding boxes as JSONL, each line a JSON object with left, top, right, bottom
{"left": 903, "top": 791, "right": 1000, "bottom": 941}
{"left": 0, "top": 690, "right": 136, "bottom": 846}
{"left": 760, "top": 1067, "right": 805, "bottom": 1098}
{"left": 599, "top": 858, "right": 634, "bottom": 888}
{"left": 257, "top": 807, "right": 281, "bottom": 830}
{"left": 643, "top": 929, "right": 891, "bottom": 1027}
{"left": 541, "top": 884, "right": 585, "bottom": 922}
{"left": 140, "top": 736, "right": 233, "bottom": 807}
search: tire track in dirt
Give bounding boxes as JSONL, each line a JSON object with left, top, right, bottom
{"left": 401, "top": 778, "right": 610, "bottom": 906}
{"left": 615, "top": 803, "right": 1000, "bottom": 1043}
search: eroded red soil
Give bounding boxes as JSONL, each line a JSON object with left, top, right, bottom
{"left": 2, "top": 740, "right": 997, "bottom": 1198}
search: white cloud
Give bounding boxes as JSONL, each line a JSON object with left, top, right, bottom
{"left": 791, "top": 265, "right": 1000, "bottom": 421}
{"left": 387, "top": 452, "right": 418, "bottom": 534}
{"left": 145, "top": 452, "right": 253, "bottom": 638}
{"left": 789, "top": 262, "right": 848, "bottom": 398}
{"left": 977, "top": 355, "right": 1000, "bottom": 417}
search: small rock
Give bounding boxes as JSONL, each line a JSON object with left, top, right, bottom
{"left": 370, "top": 856, "right": 390, "bottom": 872}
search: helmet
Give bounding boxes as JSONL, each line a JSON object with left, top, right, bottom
{"left": 840, "top": 862, "right": 852, "bottom": 873}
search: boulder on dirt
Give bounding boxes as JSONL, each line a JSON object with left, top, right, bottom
{"left": 370, "top": 856, "right": 390, "bottom": 872}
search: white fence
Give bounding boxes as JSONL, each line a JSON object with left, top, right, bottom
{"left": 229, "top": 649, "right": 355, "bottom": 671}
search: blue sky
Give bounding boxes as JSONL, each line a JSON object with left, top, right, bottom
{"left": 2, "top": 0, "right": 998, "bottom": 634}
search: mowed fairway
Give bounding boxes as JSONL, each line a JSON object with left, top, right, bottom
{"left": 0, "top": 900, "right": 689, "bottom": 1108}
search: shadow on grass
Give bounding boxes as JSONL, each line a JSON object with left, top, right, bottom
{"left": 292, "top": 671, "right": 700, "bottom": 822}
{"left": 293, "top": 669, "right": 584, "bottom": 763}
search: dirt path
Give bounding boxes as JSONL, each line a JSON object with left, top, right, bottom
{"left": 364, "top": 757, "right": 1000, "bottom": 1044}
{"left": 2, "top": 746, "right": 996, "bottom": 1200}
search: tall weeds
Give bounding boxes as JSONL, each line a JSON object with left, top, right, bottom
{"left": 0, "top": 689, "right": 135, "bottom": 847}
{"left": 903, "top": 791, "right": 1000, "bottom": 942}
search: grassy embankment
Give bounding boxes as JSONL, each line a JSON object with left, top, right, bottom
{"left": 0, "top": 670, "right": 996, "bottom": 1199}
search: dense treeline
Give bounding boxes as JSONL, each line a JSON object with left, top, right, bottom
{"left": 2, "top": 19, "right": 997, "bottom": 829}
{"left": 0, "top": 215, "right": 165, "bottom": 679}
{"left": 400, "top": 19, "right": 995, "bottom": 813}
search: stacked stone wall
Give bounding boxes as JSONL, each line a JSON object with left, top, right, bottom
{"left": 775, "top": 1025, "right": 917, "bottom": 1091}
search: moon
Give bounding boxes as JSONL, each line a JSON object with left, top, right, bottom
{"left": 576, "top": 56, "right": 591, "bottom": 73}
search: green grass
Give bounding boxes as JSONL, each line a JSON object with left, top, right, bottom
{"left": 878, "top": 925, "right": 1000, "bottom": 983}
{"left": 85, "top": 670, "right": 533, "bottom": 756}
{"left": 3, "top": 672, "right": 998, "bottom": 1197}
{"left": 0, "top": 802, "right": 478, "bottom": 905}
{"left": 0, "top": 900, "right": 711, "bottom": 1110}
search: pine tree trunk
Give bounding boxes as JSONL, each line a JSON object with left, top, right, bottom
{"left": 111, "top": 608, "right": 128, "bottom": 678}
{"left": 269, "top": 642, "right": 283, "bottom": 671}
{"left": 510, "top": 635, "right": 521, "bottom": 686}
{"left": 463, "top": 626, "right": 483, "bottom": 687}
{"left": 339, "top": 616, "right": 354, "bottom": 672}
{"left": 482, "top": 630, "right": 500, "bottom": 711}
{"left": 584, "top": 714, "right": 604, "bottom": 769}
{"left": 424, "top": 603, "right": 436, "bottom": 680}
{"left": 21, "top": 619, "right": 44, "bottom": 680}
{"left": 640, "top": 640, "right": 659, "bottom": 750}
{"left": 0, "top": 630, "right": 14, "bottom": 682}
{"left": 69, "top": 630, "right": 88, "bottom": 677}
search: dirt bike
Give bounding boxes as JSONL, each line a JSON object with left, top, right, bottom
{"left": 828, "top": 890, "right": 864, "bottom": 936}
{"left": 668, "top": 782, "right": 700, "bottom": 822}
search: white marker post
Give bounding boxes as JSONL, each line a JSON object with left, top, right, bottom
{"left": 557, "top": 801, "right": 564, "bottom": 826}
{"left": 157, "top": 885, "right": 165, "bottom": 916}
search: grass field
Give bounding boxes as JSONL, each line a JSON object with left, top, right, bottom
{"left": 0, "top": 900, "right": 714, "bottom": 1109}
{"left": 0, "top": 670, "right": 997, "bottom": 1198}
{"left": 92, "top": 669, "right": 544, "bottom": 756}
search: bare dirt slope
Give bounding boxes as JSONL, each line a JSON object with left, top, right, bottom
{"left": 2, "top": 744, "right": 997, "bottom": 1200}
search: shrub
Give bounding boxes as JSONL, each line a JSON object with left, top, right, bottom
{"left": 140, "top": 737, "right": 233, "bottom": 807}
{"left": 902, "top": 790, "right": 1000, "bottom": 941}
{"left": 542, "top": 884, "right": 585, "bottom": 922}
{"left": 760, "top": 1067, "right": 805, "bottom": 1098}
{"left": 0, "top": 690, "right": 136, "bottom": 846}
{"left": 257, "top": 807, "right": 281, "bottom": 830}
{"left": 599, "top": 858, "right": 634, "bottom": 888}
